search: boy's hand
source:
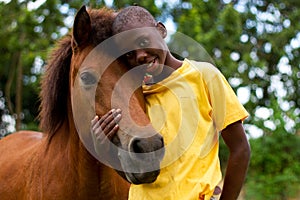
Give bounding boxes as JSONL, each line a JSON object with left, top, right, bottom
{"left": 91, "top": 108, "right": 122, "bottom": 141}
{"left": 91, "top": 109, "right": 122, "bottom": 164}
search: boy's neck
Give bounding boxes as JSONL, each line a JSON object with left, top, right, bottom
{"left": 152, "top": 66, "right": 174, "bottom": 83}
{"left": 150, "top": 58, "right": 183, "bottom": 84}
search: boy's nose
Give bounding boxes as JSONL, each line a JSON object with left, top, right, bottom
{"left": 136, "top": 49, "right": 148, "bottom": 64}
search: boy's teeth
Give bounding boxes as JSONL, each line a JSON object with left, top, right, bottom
{"left": 148, "top": 62, "right": 153, "bottom": 68}
{"left": 147, "top": 59, "right": 155, "bottom": 68}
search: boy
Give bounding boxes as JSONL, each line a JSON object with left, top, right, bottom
{"left": 91, "top": 6, "right": 250, "bottom": 200}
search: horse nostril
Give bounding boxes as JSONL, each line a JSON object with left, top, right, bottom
{"left": 130, "top": 134, "right": 164, "bottom": 154}
{"left": 130, "top": 137, "right": 148, "bottom": 161}
{"left": 132, "top": 138, "right": 144, "bottom": 154}
{"left": 129, "top": 135, "right": 165, "bottom": 163}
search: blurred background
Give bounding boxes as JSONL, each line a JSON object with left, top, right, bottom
{"left": 0, "top": 0, "right": 299, "bottom": 199}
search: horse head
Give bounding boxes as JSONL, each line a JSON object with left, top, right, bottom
{"left": 69, "top": 6, "right": 165, "bottom": 184}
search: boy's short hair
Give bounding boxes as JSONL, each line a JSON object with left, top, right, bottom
{"left": 112, "top": 6, "right": 156, "bottom": 34}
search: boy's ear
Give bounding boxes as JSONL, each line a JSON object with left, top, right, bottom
{"left": 156, "top": 22, "right": 167, "bottom": 38}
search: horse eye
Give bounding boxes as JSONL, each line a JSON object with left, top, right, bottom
{"left": 80, "top": 72, "right": 97, "bottom": 85}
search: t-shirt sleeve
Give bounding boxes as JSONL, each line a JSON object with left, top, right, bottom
{"left": 206, "top": 68, "right": 249, "bottom": 131}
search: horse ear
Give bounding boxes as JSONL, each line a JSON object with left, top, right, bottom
{"left": 72, "top": 5, "right": 91, "bottom": 49}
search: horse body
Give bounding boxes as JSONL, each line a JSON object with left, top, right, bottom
{"left": 0, "top": 128, "right": 129, "bottom": 199}
{"left": 0, "top": 6, "right": 164, "bottom": 199}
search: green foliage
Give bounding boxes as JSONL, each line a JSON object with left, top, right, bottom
{"left": 0, "top": 0, "right": 74, "bottom": 134}
{"left": 112, "top": 0, "right": 161, "bottom": 18}
{"left": 246, "top": 133, "right": 300, "bottom": 199}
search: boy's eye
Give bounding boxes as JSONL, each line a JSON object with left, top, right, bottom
{"left": 125, "top": 51, "right": 135, "bottom": 58}
{"left": 138, "top": 38, "right": 150, "bottom": 47}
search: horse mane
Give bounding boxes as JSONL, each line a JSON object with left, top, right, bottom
{"left": 39, "top": 35, "right": 72, "bottom": 137}
{"left": 39, "top": 7, "right": 116, "bottom": 138}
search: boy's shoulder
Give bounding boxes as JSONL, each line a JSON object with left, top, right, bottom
{"left": 184, "top": 58, "right": 222, "bottom": 79}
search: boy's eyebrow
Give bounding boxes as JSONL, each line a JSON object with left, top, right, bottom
{"left": 135, "top": 34, "right": 148, "bottom": 42}
{"left": 121, "top": 47, "right": 133, "bottom": 54}
{"left": 119, "top": 34, "right": 148, "bottom": 49}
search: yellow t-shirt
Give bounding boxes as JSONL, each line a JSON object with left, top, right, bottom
{"left": 129, "top": 59, "right": 248, "bottom": 200}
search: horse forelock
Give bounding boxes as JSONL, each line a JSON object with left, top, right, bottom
{"left": 88, "top": 7, "right": 116, "bottom": 46}
{"left": 39, "top": 7, "right": 116, "bottom": 139}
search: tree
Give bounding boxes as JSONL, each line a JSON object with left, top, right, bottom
{"left": 247, "top": 133, "right": 300, "bottom": 199}
{"left": 0, "top": 0, "right": 78, "bottom": 137}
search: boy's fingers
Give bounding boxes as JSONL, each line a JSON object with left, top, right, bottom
{"left": 91, "top": 115, "right": 99, "bottom": 126}
{"left": 96, "top": 126, "right": 116, "bottom": 144}
{"left": 91, "top": 118, "right": 101, "bottom": 132}
{"left": 107, "top": 124, "right": 119, "bottom": 140}
{"left": 95, "top": 127, "right": 106, "bottom": 140}
{"left": 113, "top": 113, "right": 122, "bottom": 124}
{"left": 98, "top": 109, "right": 116, "bottom": 124}
{"left": 91, "top": 109, "right": 122, "bottom": 140}
{"left": 98, "top": 110, "right": 115, "bottom": 126}
{"left": 102, "top": 113, "right": 121, "bottom": 134}
{"left": 113, "top": 108, "right": 122, "bottom": 117}
{"left": 100, "top": 109, "right": 122, "bottom": 127}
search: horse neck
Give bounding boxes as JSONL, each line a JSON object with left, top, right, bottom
{"left": 43, "top": 111, "right": 129, "bottom": 199}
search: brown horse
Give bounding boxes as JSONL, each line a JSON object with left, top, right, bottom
{"left": 0, "top": 6, "right": 164, "bottom": 200}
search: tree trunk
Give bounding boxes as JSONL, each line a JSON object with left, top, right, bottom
{"left": 4, "top": 52, "right": 17, "bottom": 115}
{"left": 15, "top": 50, "right": 23, "bottom": 131}
{"left": 15, "top": 32, "right": 25, "bottom": 131}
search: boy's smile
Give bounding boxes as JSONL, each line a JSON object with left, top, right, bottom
{"left": 146, "top": 57, "right": 157, "bottom": 73}
{"left": 144, "top": 56, "right": 163, "bottom": 76}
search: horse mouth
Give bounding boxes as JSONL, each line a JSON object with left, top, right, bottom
{"left": 125, "top": 170, "right": 160, "bottom": 184}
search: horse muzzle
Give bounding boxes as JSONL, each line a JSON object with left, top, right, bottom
{"left": 117, "top": 133, "right": 165, "bottom": 184}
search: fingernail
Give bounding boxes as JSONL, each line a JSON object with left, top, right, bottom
{"left": 116, "top": 113, "right": 121, "bottom": 119}
{"left": 111, "top": 108, "right": 115, "bottom": 112}
{"left": 92, "top": 116, "right": 98, "bottom": 122}
{"left": 116, "top": 108, "right": 121, "bottom": 113}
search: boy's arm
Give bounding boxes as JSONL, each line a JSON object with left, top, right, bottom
{"left": 220, "top": 120, "right": 251, "bottom": 200}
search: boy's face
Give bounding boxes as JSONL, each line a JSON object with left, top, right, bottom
{"left": 114, "top": 23, "right": 168, "bottom": 77}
